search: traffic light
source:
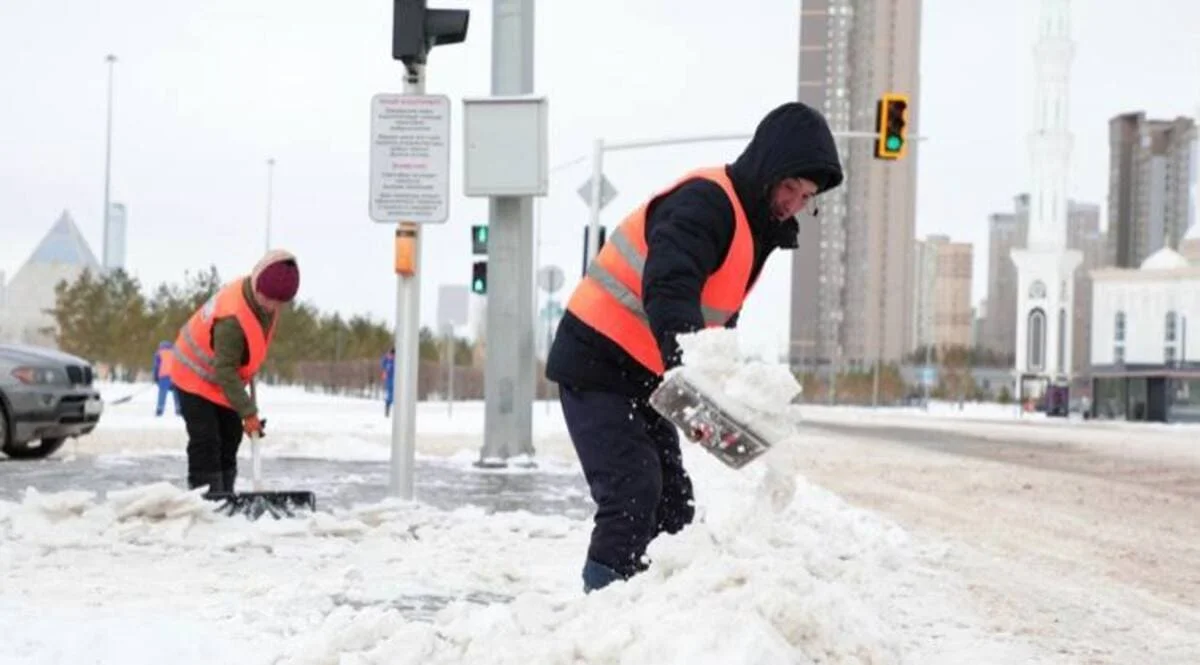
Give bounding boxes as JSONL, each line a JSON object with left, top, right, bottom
{"left": 581, "top": 225, "right": 608, "bottom": 278}
{"left": 873, "top": 93, "right": 910, "bottom": 160}
{"left": 392, "top": 0, "right": 470, "bottom": 67}
{"left": 471, "top": 224, "right": 488, "bottom": 255}
{"left": 471, "top": 260, "right": 487, "bottom": 295}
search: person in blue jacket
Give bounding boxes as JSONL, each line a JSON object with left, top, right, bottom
{"left": 380, "top": 347, "right": 396, "bottom": 417}
{"left": 152, "top": 340, "right": 181, "bottom": 417}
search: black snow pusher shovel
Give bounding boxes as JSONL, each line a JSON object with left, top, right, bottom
{"left": 210, "top": 427, "right": 317, "bottom": 520}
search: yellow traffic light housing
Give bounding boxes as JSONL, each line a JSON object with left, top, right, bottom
{"left": 874, "top": 93, "right": 909, "bottom": 160}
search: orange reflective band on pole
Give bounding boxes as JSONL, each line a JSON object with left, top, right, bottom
{"left": 394, "top": 224, "right": 418, "bottom": 276}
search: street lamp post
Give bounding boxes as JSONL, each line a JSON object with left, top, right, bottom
{"left": 102, "top": 54, "right": 117, "bottom": 269}
{"left": 265, "top": 158, "right": 276, "bottom": 252}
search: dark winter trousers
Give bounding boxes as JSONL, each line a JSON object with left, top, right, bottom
{"left": 177, "top": 387, "right": 245, "bottom": 494}
{"left": 559, "top": 386, "right": 696, "bottom": 587}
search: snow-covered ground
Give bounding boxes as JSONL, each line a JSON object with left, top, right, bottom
{"left": 2, "top": 331, "right": 1196, "bottom": 664}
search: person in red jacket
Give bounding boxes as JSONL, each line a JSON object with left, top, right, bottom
{"left": 546, "top": 102, "right": 844, "bottom": 592}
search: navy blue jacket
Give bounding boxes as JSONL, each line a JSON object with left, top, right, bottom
{"left": 545, "top": 102, "right": 844, "bottom": 399}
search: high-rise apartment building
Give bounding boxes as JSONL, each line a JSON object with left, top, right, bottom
{"left": 982, "top": 194, "right": 1104, "bottom": 373}
{"left": 912, "top": 235, "right": 973, "bottom": 350}
{"left": 982, "top": 209, "right": 1023, "bottom": 357}
{"left": 1108, "top": 112, "right": 1196, "bottom": 268}
{"left": 790, "top": 0, "right": 922, "bottom": 369}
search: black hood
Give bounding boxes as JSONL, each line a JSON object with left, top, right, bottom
{"left": 728, "top": 102, "right": 844, "bottom": 228}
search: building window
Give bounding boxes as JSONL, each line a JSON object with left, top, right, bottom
{"left": 1113, "top": 310, "right": 1126, "bottom": 365}
{"left": 1028, "top": 308, "right": 1046, "bottom": 372}
{"left": 1165, "top": 311, "right": 1179, "bottom": 365}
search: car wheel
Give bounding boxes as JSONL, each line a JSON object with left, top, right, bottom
{"left": 2, "top": 436, "right": 67, "bottom": 460}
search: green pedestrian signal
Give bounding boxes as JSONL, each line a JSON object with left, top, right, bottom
{"left": 471, "top": 224, "right": 488, "bottom": 255}
{"left": 471, "top": 260, "right": 487, "bottom": 295}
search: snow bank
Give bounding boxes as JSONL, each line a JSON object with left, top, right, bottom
{"left": 1, "top": 457, "right": 1016, "bottom": 665}
{"left": 85, "top": 385, "right": 575, "bottom": 462}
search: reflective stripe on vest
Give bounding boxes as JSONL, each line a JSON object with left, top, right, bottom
{"left": 565, "top": 166, "right": 754, "bottom": 375}
{"left": 585, "top": 229, "right": 739, "bottom": 326}
{"left": 170, "top": 278, "right": 275, "bottom": 408}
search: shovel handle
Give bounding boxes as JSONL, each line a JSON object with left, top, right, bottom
{"left": 250, "top": 432, "right": 263, "bottom": 491}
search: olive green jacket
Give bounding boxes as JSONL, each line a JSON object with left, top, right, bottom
{"left": 211, "top": 278, "right": 275, "bottom": 418}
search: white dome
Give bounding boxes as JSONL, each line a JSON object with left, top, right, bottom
{"left": 1139, "top": 247, "right": 1190, "bottom": 271}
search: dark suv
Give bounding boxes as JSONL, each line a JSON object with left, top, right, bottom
{"left": 0, "top": 343, "right": 104, "bottom": 459}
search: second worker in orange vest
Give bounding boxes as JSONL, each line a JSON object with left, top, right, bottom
{"left": 546, "top": 102, "right": 844, "bottom": 592}
{"left": 170, "top": 250, "right": 300, "bottom": 494}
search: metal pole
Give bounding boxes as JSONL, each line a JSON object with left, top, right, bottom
{"left": 445, "top": 326, "right": 454, "bottom": 418}
{"left": 102, "top": 54, "right": 117, "bottom": 270}
{"left": 922, "top": 341, "right": 932, "bottom": 409}
{"left": 585, "top": 138, "right": 604, "bottom": 265}
{"left": 480, "top": 0, "right": 536, "bottom": 467}
{"left": 544, "top": 303, "right": 553, "bottom": 415}
{"left": 265, "top": 158, "right": 275, "bottom": 252}
{"left": 829, "top": 347, "right": 839, "bottom": 405}
{"left": 388, "top": 64, "right": 424, "bottom": 500}
{"left": 871, "top": 359, "right": 880, "bottom": 407}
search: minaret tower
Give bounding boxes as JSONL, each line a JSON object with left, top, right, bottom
{"left": 1011, "top": 0, "right": 1083, "bottom": 392}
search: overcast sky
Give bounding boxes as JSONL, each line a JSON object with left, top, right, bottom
{"left": 1, "top": 0, "right": 1197, "bottom": 357}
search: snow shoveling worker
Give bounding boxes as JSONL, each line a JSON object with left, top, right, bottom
{"left": 169, "top": 249, "right": 300, "bottom": 495}
{"left": 545, "top": 102, "right": 844, "bottom": 592}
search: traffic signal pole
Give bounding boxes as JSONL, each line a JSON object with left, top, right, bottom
{"left": 389, "top": 66, "right": 424, "bottom": 501}
{"left": 478, "top": 0, "right": 536, "bottom": 468}
{"left": 385, "top": 0, "right": 468, "bottom": 499}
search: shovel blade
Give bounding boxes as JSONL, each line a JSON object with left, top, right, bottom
{"left": 649, "top": 369, "right": 781, "bottom": 470}
{"left": 205, "top": 491, "right": 317, "bottom": 520}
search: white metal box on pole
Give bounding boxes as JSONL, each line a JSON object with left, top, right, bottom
{"left": 462, "top": 96, "right": 549, "bottom": 198}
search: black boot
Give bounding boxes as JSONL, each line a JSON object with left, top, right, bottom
{"left": 189, "top": 472, "right": 226, "bottom": 499}
{"left": 222, "top": 468, "right": 238, "bottom": 493}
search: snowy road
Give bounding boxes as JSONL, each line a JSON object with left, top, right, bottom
{"left": 793, "top": 419, "right": 1200, "bottom": 664}
{"left": 0, "top": 454, "right": 593, "bottom": 518}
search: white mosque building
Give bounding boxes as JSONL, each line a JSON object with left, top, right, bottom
{"left": 0, "top": 211, "right": 102, "bottom": 348}
{"left": 1087, "top": 224, "right": 1200, "bottom": 422}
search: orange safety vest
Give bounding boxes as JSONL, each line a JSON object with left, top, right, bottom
{"left": 565, "top": 166, "right": 755, "bottom": 375}
{"left": 170, "top": 278, "right": 276, "bottom": 408}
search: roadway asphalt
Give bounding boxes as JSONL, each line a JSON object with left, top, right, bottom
{"left": 0, "top": 453, "right": 595, "bottom": 517}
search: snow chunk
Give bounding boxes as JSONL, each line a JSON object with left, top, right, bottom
{"left": 676, "top": 328, "right": 801, "bottom": 415}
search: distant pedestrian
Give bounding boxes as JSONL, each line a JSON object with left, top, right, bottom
{"left": 152, "top": 340, "right": 180, "bottom": 417}
{"left": 381, "top": 347, "right": 396, "bottom": 417}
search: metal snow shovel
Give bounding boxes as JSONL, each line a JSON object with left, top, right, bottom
{"left": 649, "top": 368, "right": 794, "bottom": 470}
{"left": 210, "top": 430, "right": 317, "bottom": 520}
{"left": 210, "top": 384, "right": 317, "bottom": 520}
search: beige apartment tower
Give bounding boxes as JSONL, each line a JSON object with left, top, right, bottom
{"left": 912, "top": 235, "right": 973, "bottom": 350}
{"left": 791, "top": 0, "right": 922, "bottom": 370}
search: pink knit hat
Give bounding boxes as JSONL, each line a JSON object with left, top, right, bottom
{"left": 251, "top": 249, "right": 300, "bottom": 302}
